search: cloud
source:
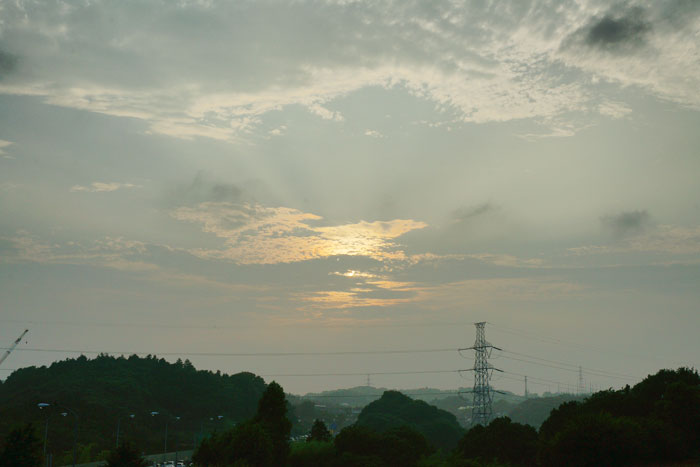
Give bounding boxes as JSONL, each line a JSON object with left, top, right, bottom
{"left": 268, "top": 125, "right": 287, "bottom": 136}
{"left": 464, "top": 253, "right": 545, "bottom": 268}
{"left": 330, "top": 270, "right": 379, "bottom": 279}
{"left": 0, "top": 232, "right": 260, "bottom": 293}
{"left": 452, "top": 203, "right": 495, "bottom": 223}
{"left": 0, "top": 1, "right": 644, "bottom": 141}
{"left": 570, "top": 224, "right": 700, "bottom": 257}
{"left": 364, "top": 129, "right": 383, "bottom": 138}
{"left": 308, "top": 103, "right": 344, "bottom": 121}
{"left": 598, "top": 100, "right": 632, "bottom": 118}
{"left": 0, "top": 139, "right": 13, "bottom": 158}
{"left": 2, "top": 233, "right": 147, "bottom": 265}
{"left": 0, "top": 0, "right": 695, "bottom": 144}
{"left": 171, "top": 201, "right": 427, "bottom": 264}
{"left": 0, "top": 49, "right": 18, "bottom": 79}
{"left": 601, "top": 210, "right": 651, "bottom": 237}
{"left": 296, "top": 275, "right": 582, "bottom": 312}
{"left": 169, "top": 173, "right": 243, "bottom": 206}
{"left": 557, "top": 1, "right": 700, "bottom": 109}
{"left": 583, "top": 7, "right": 652, "bottom": 51}
{"left": 70, "top": 182, "right": 137, "bottom": 193}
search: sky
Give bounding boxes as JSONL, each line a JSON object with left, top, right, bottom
{"left": 1, "top": 0, "right": 699, "bottom": 396}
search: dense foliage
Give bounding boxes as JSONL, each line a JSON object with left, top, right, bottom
{"left": 192, "top": 381, "right": 291, "bottom": 466}
{"left": 308, "top": 419, "right": 332, "bottom": 443}
{"left": 356, "top": 390, "right": 464, "bottom": 451}
{"left": 334, "top": 424, "right": 433, "bottom": 467}
{"left": 272, "top": 368, "right": 700, "bottom": 466}
{"left": 0, "top": 354, "right": 266, "bottom": 463}
{"left": 0, "top": 423, "right": 43, "bottom": 467}
{"left": 457, "top": 417, "right": 538, "bottom": 466}
{"left": 3, "top": 359, "right": 698, "bottom": 466}
{"left": 104, "top": 441, "right": 149, "bottom": 467}
{"left": 538, "top": 367, "right": 700, "bottom": 466}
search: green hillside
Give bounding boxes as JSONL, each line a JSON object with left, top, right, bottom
{"left": 507, "top": 394, "right": 585, "bottom": 428}
{"left": 0, "top": 354, "right": 266, "bottom": 464}
{"left": 356, "top": 390, "right": 464, "bottom": 451}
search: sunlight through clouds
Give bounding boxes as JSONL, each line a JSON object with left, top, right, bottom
{"left": 171, "top": 202, "right": 427, "bottom": 264}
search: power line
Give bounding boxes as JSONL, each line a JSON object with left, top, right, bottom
{"left": 488, "top": 322, "right": 692, "bottom": 367}
{"left": 263, "top": 369, "right": 460, "bottom": 377}
{"left": 0, "top": 346, "right": 457, "bottom": 357}
{"left": 500, "top": 349, "right": 639, "bottom": 379}
{"left": 302, "top": 391, "right": 460, "bottom": 399}
{"left": 0, "top": 318, "right": 477, "bottom": 330}
{"left": 502, "top": 370, "right": 581, "bottom": 389}
{"left": 499, "top": 354, "right": 637, "bottom": 381}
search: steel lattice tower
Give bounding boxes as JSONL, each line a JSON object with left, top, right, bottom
{"left": 466, "top": 322, "right": 501, "bottom": 426}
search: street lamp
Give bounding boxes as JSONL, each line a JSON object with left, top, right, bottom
{"left": 173, "top": 416, "right": 181, "bottom": 466}
{"left": 37, "top": 402, "right": 79, "bottom": 467}
{"left": 37, "top": 403, "right": 50, "bottom": 464}
{"left": 151, "top": 411, "right": 179, "bottom": 463}
{"left": 115, "top": 413, "right": 135, "bottom": 448}
{"left": 197, "top": 415, "right": 224, "bottom": 448}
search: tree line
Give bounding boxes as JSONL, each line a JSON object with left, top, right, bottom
{"left": 1, "top": 355, "right": 698, "bottom": 466}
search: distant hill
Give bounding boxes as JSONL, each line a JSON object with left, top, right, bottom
{"left": 301, "top": 385, "right": 473, "bottom": 408}
{"left": 507, "top": 394, "right": 586, "bottom": 428}
{"left": 301, "top": 385, "right": 582, "bottom": 429}
{"left": 0, "top": 354, "right": 267, "bottom": 464}
{"left": 302, "top": 385, "right": 385, "bottom": 407}
{"left": 427, "top": 391, "right": 583, "bottom": 428}
{"left": 355, "top": 390, "right": 464, "bottom": 451}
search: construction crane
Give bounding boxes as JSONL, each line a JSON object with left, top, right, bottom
{"left": 0, "top": 329, "right": 28, "bottom": 366}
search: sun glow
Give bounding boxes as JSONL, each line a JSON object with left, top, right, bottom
{"left": 172, "top": 202, "right": 427, "bottom": 264}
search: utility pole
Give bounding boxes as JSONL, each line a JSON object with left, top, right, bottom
{"left": 524, "top": 376, "right": 528, "bottom": 398}
{"left": 460, "top": 322, "right": 502, "bottom": 426}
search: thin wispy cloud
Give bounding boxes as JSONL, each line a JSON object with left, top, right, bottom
{"left": 70, "top": 182, "right": 138, "bottom": 193}
{"left": 570, "top": 225, "right": 700, "bottom": 257}
{"left": 0, "top": 139, "right": 13, "bottom": 158}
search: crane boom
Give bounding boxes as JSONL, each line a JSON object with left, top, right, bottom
{"left": 0, "top": 329, "right": 29, "bottom": 366}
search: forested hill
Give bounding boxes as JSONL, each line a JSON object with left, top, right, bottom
{"left": 356, "top": 390, "right": 464, "bottom": 451}
{"left": 0, "top": 354, "right": 267, "bottom": 463}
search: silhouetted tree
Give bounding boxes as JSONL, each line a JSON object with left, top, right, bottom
{"left": 104, "top": 441, "right": 148, "bottom": 467}
{"left": 0, "top": 355, "right": 267, "bottom": 462}
{"left": 254, "top": 381, "right": 292, "bottom": 465}
{"left": 289, "top": 440, "right": 334, "bottom": 467}
{"left": 193, "top": 422, "right": 274, "bottom": 467}
{"left": 457, "top": 417, "right": 537, "bottom": 466}
{"left": 334, "top": 424, "right": 433, "bottom": 467}
{"left": 308, "top": 419, "right": 332, "bottom": 443}
{"left": 541, "top": 412, "right": 647, "bottom": 466}
{"left": 226, "top": 421, "right": 273, "bottom": 467}
{"left": 0, "top": 423, "right": 43, "bottom": 467}
{"left": 538, "top": 368, "right": 700, "bottom": 465}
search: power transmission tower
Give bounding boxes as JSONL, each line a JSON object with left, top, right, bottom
{"left": 459, "top": 322, "right": 502, "bottom": 426}
{"left": 578, "top": 366, "right": 584, "bottom": 394}
{"left": 366, "top": 374, "right": 371, "bottom": 387}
